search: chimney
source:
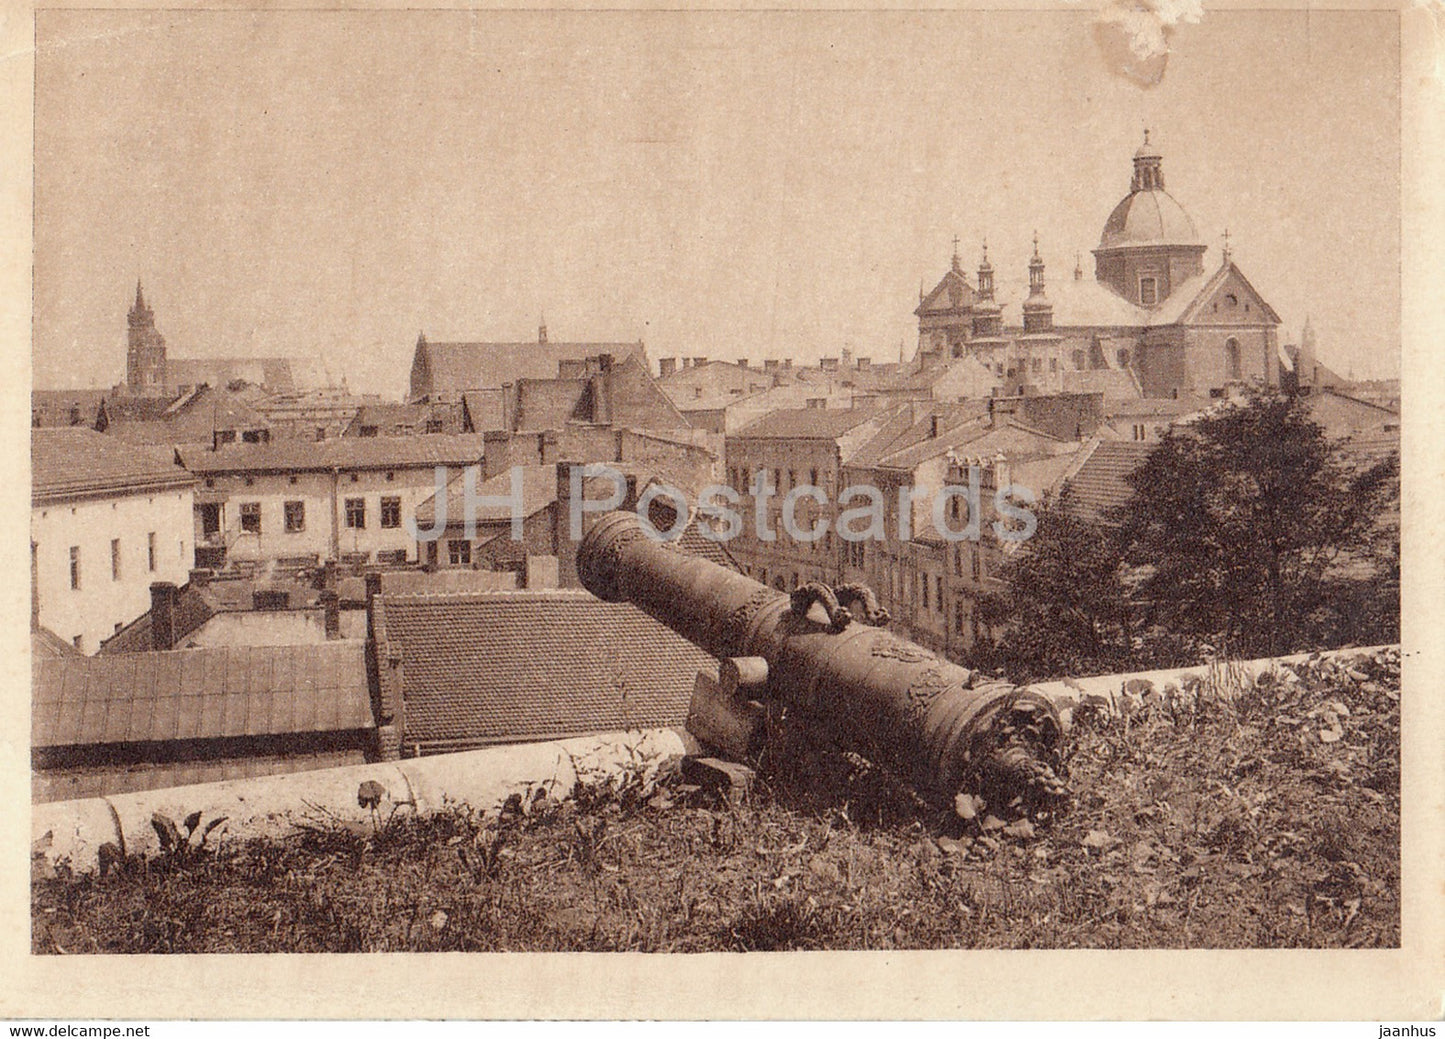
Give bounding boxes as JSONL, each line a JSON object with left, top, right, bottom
{"left": 659, "top": 357, "right": 677, "bottom": 377}
{"left": 806, "top": 397, "right": 826, "bottom": 410}
{"left": 736, "top": 358, "right": 749, "bottom": 369}
{"left": 364, "top": 571, "right": 383, "bottom": 639}
{"left": 150, "top": 581, "right": 179, "bottom": 651}
{"left": 322, "top": 558, "right": 338, "bottom": 592}
{"left": 680, "top": 357, "right": 691, "bottom": 370}
{"left": 321, "top": 589, "right": 341, "bottom": 640}
{"left": 483, "top": 429, "right": 514, "bottom": 481}
{"left": 598, "top": 352, "right": 613, "bottom": 372}
{"left": 841, "top": 347, "right": 852, "bottom": 367}
{"left": 763, "top": 359, "right": 779, "bottom": 371}
{"left": 188, "top": 568, "right": 212, "bottom": 589}
{"left": 540, "top": 429, "right": 559, "bottom": 466}
{"left": 857, "top": 356, "right": 871, "bottom": 370}
{"left": 929, "top": 414, "right": 941, "bottom": 438}
{"left": 693, "top": 356, "right": 708, "bottom": 367}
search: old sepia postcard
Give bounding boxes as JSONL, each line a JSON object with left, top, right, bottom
{"left": 2, "top": 0, "right": 1442, "bottom": 1021}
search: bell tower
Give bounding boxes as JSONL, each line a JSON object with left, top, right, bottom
{"left": 126, "top": 281, "right": 168, "bottom": 394}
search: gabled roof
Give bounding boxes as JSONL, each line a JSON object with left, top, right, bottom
{"left": 1060, "top": 439, "right": 1156, "bottom": 523}
{"left": 376, "top": 590, "right": 715, "bottom": 747}
{"left": 1169, "top": 261, "right": 1282, "bottom": 325}
{"left": 32, "top": 427, "right": 197, "bottom": 504}
{"left": 732, "top": 406, "right": 880, "bottom": 440}
{"left": 914, "top": 266, "right": 977, "bottom": 317}
{"left": 410, "top": 338, "right": 648, "bottom": 399}
{"left": 177, "top": 434, "right": 483, "bottom": 475}
{"left": 461, "top": 390, "right": 505, "bottom": 433}
{"left": 33, "top": 642, "right": 372, "bottom": 749}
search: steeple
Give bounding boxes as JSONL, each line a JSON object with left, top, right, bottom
{"left": 976, "top": 240, "right": 994, "bottom": 301}
{"left": 1022, "top": 234, "right": 1054, "bottom": 335}
{"left": 1074, "top": 252, "right": 1083, "bottom": 281}
{"left": 538, "top": 314, "right": 548, "bottom": 345}
{"left": 125, "top": 279, "right": 166, "bottom": 394}
{"left": 950, "top": 235, "right": 962, "bottom": 274}
{"left": 1028, "top": 232, "right": 1046, "bottom": 297}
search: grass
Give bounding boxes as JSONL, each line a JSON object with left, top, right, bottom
{"left": 32, "top": 648, "right": 1400, "bottom": 952}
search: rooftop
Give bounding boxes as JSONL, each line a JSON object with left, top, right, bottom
{"left": 32, "top": 427, "right": 197, "bottom": 504}
{"left": 732, "top": 406, "right": 880, "bottom": 440}
{"left": 33, "top": 642, "right": 373, "bottom": 749}
{"left": 376, "top": 590, "right": 716, "bottom": 747}
{"left": 177, "top": 434, "right": 484, "bottom": 474}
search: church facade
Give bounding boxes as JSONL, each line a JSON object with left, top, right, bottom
{"left": 914, "top": 133, "right": 1282, "bottom": 401}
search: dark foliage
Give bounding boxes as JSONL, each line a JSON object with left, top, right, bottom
{"left": 979, "top": 392, "right": 1398, "bottom": 680}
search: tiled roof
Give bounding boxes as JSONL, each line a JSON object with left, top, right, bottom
{"left": 732, "top": 407, "right": 880, "bottom": 440}
{"left": 1061, "top": 440, "right": 1156, "bottom": 523}
{"left": 177, "top": 434, "right": 483, "bottom": 474}
{"left": 378, "top": 591, "right": 715, "bottom": 746}
{"left": 32, "top": 427, "right": 197, "bottom": 504}
{"left": 33, "top": 642, "right": 372, "bottom": 749}
{"left": 414, "top": 340, "right": 647, "bottom": 397}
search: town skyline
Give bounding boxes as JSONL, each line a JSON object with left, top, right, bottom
{"left": 33, "top": 9, "right": 1399, "bottom": 397}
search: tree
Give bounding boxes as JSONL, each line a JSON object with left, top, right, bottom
{"left": 976, "top": 487, "right": 1138, "bottom": 681}
{"left": 1118, "top": 391, "right": 1398, "bottom": 658}
{"left": 978, "top": 391, "right": 1399, "bottom": 680}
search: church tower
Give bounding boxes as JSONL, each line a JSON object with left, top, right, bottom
{"left": 126, "top": 281, "right": 167, "bottom": 394}
{"left": 1092, "top": 131, "right": 1207, "bottom": 307}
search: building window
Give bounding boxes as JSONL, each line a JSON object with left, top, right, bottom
{"left": 448, "top": 539, "right": 471, "bottom": 565}
{"left": 936, "top": 575, "right": 943, "bottom": 611}
{"left": 1030, "top": 357, "right": 1041, "bottom": 373}
{"left": 1133, "top": 423, "right": 1147, "bottom": 441}
{"left": 240, "top": 502, "right": 262, "bottom": 534}
{"left": 69, "top": 546, "right": 80, "bottom": 590}
{"left": 204, "top": 478, "right": 215, "bottom": 489}
{"left": 380, "top": 497, "right": 402, "bottom": 529}
{"left": 243, "top": 476, "right": 254, "bottom": 487}
{"left": 1225, "top": 337, "right": 1242, "bottom": 380}
{"left": 1139, "top": 276, "right": 1158, "bottom": 306}
{"left": 386, "top": 472, "right": 395, "bottom": 482}
{"left": 350, "top": 473, "right": 360, "bottom": 483}
{"left": 971, "top": 550, "right": 981, "bottom": 582}
{"left": 1050, "top": 357, "right": 1058, "bottom": 372}
{"left": 1072, "top": 349, "right": 1086, "bottom": 370}
{"left": 148, "top": 532, "right": 157, "bottom": 572}
{"left": 955, "top": 600, "right": 965, "bottom": 634}
{"left": 284, "top": 501, "right": 305, "bottom": 533}
{"left": 921, "top": 574, "right": 929, "bottom": 611}
{"left": 111, "top": 538, "right": 121, "bottom": 581}
{"left": 426, "top": 419, "right": 445, "bottom": 433}
{"left": 289, "top": 475, "right": 298, "bottom": 485}
{"left": 345, "top": 497, "right": 366, "bottom": 529}
{"left": 359, "top": 425, "right": 379, "bottom": 438}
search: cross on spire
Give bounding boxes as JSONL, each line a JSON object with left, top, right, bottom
{"left": 1222, "top": 227, "right": 1232, "bottom": 261}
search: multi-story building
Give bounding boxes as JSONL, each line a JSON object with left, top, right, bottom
{"left": 723, "top": 407, "right": 895, "bottom": 591}
{"left": 178, "top": 436, "right": 483, "bottom": 569}
{"left": 31, "top": 428, "right": 197, "bottom": 653}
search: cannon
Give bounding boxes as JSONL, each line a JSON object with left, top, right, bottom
{"left": 577, "top": 510, "right": 1068, "bottom": 817}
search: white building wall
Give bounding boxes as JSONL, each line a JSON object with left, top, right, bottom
{"left": 32, "top": 488, "right": 194, "bottom": 654}
{"left": 203, "top": 466, "right": 457, "bottom": 566}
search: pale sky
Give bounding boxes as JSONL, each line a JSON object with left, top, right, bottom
{"left": 33, "top": 8, "right": 1400, "bottom": 397}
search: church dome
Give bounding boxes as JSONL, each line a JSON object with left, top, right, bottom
{"left": 1097, "top": 132, "right": 1201, "bottom": 251}
{"left": 1098, "top": 189, "right": 1201, "bottom": 250}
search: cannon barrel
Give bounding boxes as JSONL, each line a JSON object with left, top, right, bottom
{"left": 578, "top": 510, "right": 1066, "bottom": 813}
